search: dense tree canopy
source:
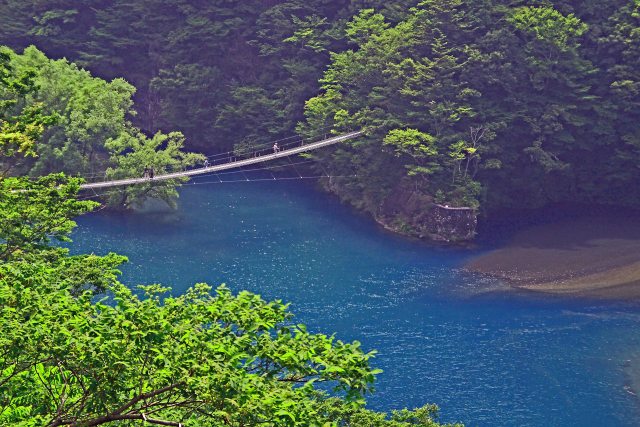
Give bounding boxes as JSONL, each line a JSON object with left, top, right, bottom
{"left": 300, "top": 1, "right": 640, "bottom": 213}
{"left": 0, "top": 46, "right": 204, "bottom": 209}
{"left": 2, "top": 0, "right": 637, "bottom": 225}
{"left": 4, "top": 0, "right": 638, "bottom": 422}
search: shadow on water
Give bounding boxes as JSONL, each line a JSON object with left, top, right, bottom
{"left": 475, "top": 204, "right": 640, "bottom": 248}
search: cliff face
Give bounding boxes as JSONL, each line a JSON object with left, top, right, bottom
{"left": 322, "top": 179, "right": 477, "bottom": 242}
{"left": 375, "top": 186, "right": 477, "bottom": 242}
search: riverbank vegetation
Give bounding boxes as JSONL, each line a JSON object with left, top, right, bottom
{"left": 0, "top": 47, "right": 457, "bottom": 426}
{"left": 0, "top": 46, "right": 204, "bottom": 209}
{"left": 2, "top": 1, "right": 638, "bottom": 227}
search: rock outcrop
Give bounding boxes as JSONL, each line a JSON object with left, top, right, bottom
{"left": 376, "top": 186, "right": 477, "bottom": 242}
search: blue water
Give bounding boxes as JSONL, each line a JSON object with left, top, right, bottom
{"left": 70, "top": 181, "right": 640, "bottom": 426}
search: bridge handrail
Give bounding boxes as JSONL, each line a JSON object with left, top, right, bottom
{"left": 80, "top": 131, "right": 363, "bottom": 190}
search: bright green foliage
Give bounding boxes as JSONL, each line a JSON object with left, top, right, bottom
{"left": 0, "top": 49, "right": 55, "bottom": 167}
{"left": 509, "top": 6, "right": 588, "bottom": 50}
{"left": 345, "top": 9, "right": 389, "bottom": 44}
{"left": 0, "top": 171, "right": 456, "bottom": 425}
{"left": 0, "top": 268, "right": 457, "bottom": 426}
{"left": 384, "top": 129, "right": 440, "bottom": 179}
{"left": 322, "top": 399, "right": 460, "bottom": 426}
{"left": 300, "top": 0, "right": 487, "bottom": 208}
{"left": 0, "top": 174, "right": 125, "bottom": 295}
{"left": 384, "top": 129, "right": 437, "bottom": 158}
{"left": 0, "top": 274, "right": 374, "bottom": 426}
{"left": 0, "top": 55, "right": 454, "bottom": 425}
{"left": 5, "top": 46, "right": 135, "bottom": 176}
{"left": 104, "top": 131, "right": 205, "bottom": 209}
{"left": 0, "top": 57, "right": 124, "bottom": 296}
{"left": 1, "top": 46, "right": 208, "bottom": 210}
{"left": 0, "top": 152, "right": 451, "bottom": 427}
{"left": 0, "top": 174, "right": 95, "bottom": 260}
{"left": 298, "top": 0, "right": 640, "bottom": 212}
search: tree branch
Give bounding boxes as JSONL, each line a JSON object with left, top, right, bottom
{"left": 113, "top": 380, "right": 185, "bottom": 415}
{"left": 59, "top": 413, "right": 183, "bottom": 426}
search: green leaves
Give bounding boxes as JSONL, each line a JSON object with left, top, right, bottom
{"left": 0, "top": 174, "right": 96, "bottom": 260}
{"left": 384, "top": 129, "right": 437, "bottom": 159}
{"left": 0, "top": 157, "right": 447, "bottom": 425}
{"left": 509, "top": 7, "right": 588, "bottom": 51}
{"left": 103, "top": 130, "right": 205, "bottom": 209}
{"left": 346, "top": 9, "right": 389, "bottom": 44}
{"left": 0, "top": 278, "right": 386, "bottom": 426}
{"left": 3, "top": 46, "right": 136, "bottom": 177}
{"left": 0, "top": 49, "right": 56, "bottom": 164}
{"left": 284, "top": 15, "right": 331, "bottom": 54}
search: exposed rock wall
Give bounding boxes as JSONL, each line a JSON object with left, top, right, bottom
{"left": 376, "top": 186, "right": 477, "bottom": 242}
{"left": 321, "top": 179, "right": 477, "bottom": 242}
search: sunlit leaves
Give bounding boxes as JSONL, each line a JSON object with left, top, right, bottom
{"left": 3, "top": 46, "right": 135, "bottom": 176}
{"left": 346, "top": 9, "right": 389, "bottom": 44}
{"left": 384, "top": 129, "right": 437, "bottom": 159}
{"left": 509, "top": 6, "right": 588, "bottom": 51}
{"left": 104, "top": 130, "right": 205, "bottom": 209}
{"left": 0, "top": 174, "right": 96, "bottom": 260}
{"left": 0, "top": 279, "right": 385, "bottom": 426}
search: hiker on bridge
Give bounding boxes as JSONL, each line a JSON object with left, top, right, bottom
{"left": 79, "top": 131, "right": 363, "bottom": 190}
{"left": 204, "top": 159, "right": 210, "bottom": 168}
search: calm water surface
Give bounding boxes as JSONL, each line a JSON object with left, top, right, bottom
{"left": 71, "top": 181, "right": 640, "bottom": 426}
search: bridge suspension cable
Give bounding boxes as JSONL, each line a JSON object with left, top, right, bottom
{"left": 80, "top": 131, "right": 362, "bottom": 190}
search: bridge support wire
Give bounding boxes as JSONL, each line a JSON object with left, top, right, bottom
{"left": 287, "top": 156, "right": 303, "bottom": 179}
{"left": 79, "top": 131, "right": 363, "bottom": 190}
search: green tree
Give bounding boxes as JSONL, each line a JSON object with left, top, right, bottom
{"left": 0, "top": 48, "right": 55, "bottom": 171}
{"left": 104, "top": 130, "right": 205, "bottom": 209}
{"left": 3, "top": 46, "right": 135, "bottom": 176}
{"left": 383, "top": 128, "right": 439, "bottom": 182}
{"left": 4, "top": 0, "right": 640, "bottom": 232}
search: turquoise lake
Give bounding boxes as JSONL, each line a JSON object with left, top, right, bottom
{"left": 70, "top": 180, "right": 640, "bottom": 426}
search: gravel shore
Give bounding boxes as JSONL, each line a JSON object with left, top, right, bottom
{"left": 465, "top": 215, "right": 640, "bottom": 298}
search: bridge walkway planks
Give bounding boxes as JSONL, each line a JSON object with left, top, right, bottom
{"left": 80, "top": 131, "right": 363, "bottom": 190}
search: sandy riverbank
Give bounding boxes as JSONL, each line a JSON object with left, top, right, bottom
{"left": 465, "top": 215, "right": 640, "bottom": 298}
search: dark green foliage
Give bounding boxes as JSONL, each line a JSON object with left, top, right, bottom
{"left": 299, "top": 0, "right": 640, "bottom": 212}
{"left": 1, "top": 0, "right": 639, "bottom": 215}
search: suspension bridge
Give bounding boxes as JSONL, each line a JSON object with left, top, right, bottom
{"left": 80, "top": 131, "right": 363, "bottom": 190}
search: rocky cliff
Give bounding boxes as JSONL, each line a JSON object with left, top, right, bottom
{"left": 376, "top": 186, "right": 477, "bottom": 242}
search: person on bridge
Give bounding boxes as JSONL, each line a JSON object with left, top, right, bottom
{"left": 143, "top": 166, "right": 150, "bottom": 178}
{"left": 204, "top": 159, "right": 210, "bottom": 168}
{"left": 149, "top": 167, "right": 154, "bottom": 179}
{"left": 273, "top": 143, "right": 280, "bottom": 154}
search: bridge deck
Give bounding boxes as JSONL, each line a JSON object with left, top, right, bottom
{"left": 81, "top": 131, "right": 362, "bottom": 190}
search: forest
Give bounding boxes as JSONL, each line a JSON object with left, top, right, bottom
{"left": 2, "top": 0, "right": 639, "bottom": 239}
{"left": 1, "top": 0, "right": 640, "bottom": 425}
